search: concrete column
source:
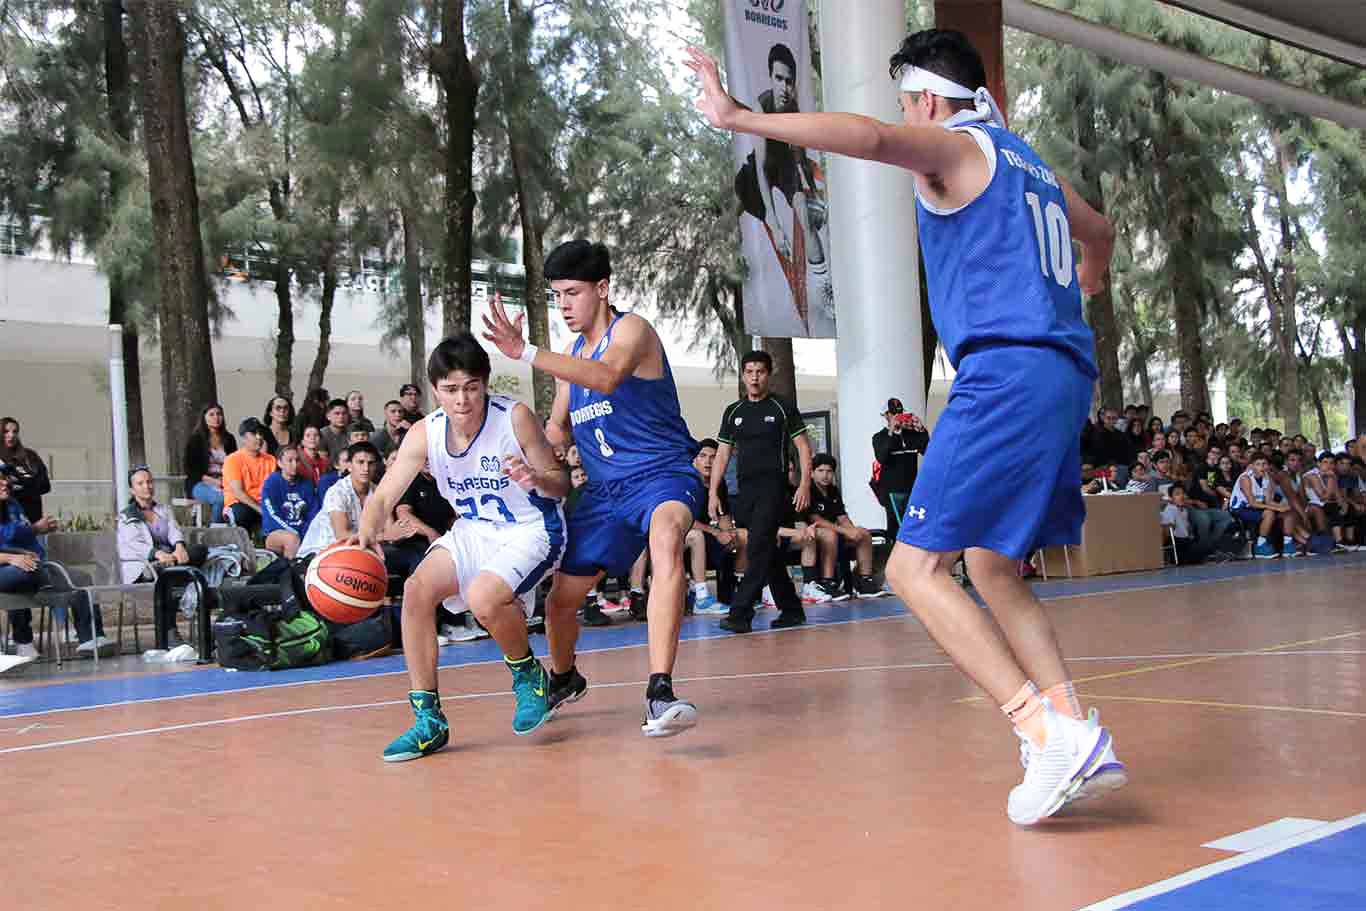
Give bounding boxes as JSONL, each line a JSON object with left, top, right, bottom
{"left": 819, "top": 0, "right": 924, "bottom": 530}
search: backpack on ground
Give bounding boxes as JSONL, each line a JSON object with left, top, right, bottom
{"left": 213, "top": 575, "right": 332, "bottom": 671}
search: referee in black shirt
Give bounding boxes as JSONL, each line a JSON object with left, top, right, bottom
{"left": 709, "top": 350, "right": 814, "bottom": 632}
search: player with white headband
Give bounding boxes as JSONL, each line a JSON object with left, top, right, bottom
{"left": 687, "top": 29, "right": 1125, "bottom": 826}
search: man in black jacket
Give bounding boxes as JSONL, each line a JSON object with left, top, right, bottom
{"left": 871, "top": 398, "right": 928, "bottom": 534}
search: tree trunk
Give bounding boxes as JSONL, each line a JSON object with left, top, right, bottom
{"left": 761, "top": 337, "right": 798, "bottom": 406}
{"left": 128, "top": 0, "right": 218, "bottom": 472}
{"left": 1306, "top": 372, "right": 1331, "bottom": 451}
{"left": 432, "top": 0, "right": 477, "bottom": 335}
{"left": 273, "top": 261, "right": 294, "bottom": 397}
{"left": 501, "top": 1, "right": 553, "bottom": 416}
{"left": 1340, "top": 319, "right": 1366, "bottom": 435}
{"left": 1269, "top": 128, "right": 1301, "bottom": 434}
{"left": 104, "top": 0, "right": 145, "bottom": 464}
{"left": 400, "top": 202, "right": 426, "bottom": 390}
{"left": 1071, "top": 84, "right": 1123, "bottom": 410}
{"left": 308, "top": 215, "right": 339, "bottom": 393}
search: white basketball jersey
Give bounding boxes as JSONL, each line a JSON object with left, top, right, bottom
{"left": 1229, "top": 469, "right": 1274, "bottom": 510}
{"left": 425, "top": 394, "right": 565, "bottom": 532}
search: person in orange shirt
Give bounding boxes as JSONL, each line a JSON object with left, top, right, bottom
{"left": 221, "top": 418, "right": 278, "bottom": 534}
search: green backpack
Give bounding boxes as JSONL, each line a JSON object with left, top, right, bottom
{"left": 213, "top": 582, "right": 332, "bottom": 672}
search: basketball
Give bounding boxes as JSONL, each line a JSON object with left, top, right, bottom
{"left": 305, "top": 544, "right": 387, "bottom": 624}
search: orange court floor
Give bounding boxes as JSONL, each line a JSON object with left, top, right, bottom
{"left": 3, "top": 554, "right": 1364, "bottom": 911}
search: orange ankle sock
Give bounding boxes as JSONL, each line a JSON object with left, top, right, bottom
{"left": 1001, "top": 681, "right": 1047, "bottom": 748}
{"left": 1041, "top": 681, "right": 1082, "bottom": 720}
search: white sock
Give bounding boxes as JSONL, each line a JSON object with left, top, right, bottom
{"left": 1257, "top": 536, "right": 1267, "bottom": 546}
{"left": 691, "top": 582, "right": 708, "bottom": 595}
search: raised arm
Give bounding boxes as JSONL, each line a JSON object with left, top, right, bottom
{"left": 482, "top": 298, "right": 654, "bottom": 396}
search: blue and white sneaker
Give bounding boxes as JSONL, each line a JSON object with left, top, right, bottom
{"left": 1282, "top": 538, "right": 1299, "bottom": 558}
{"left": 1253, "top": 541, "right": 1279, "bottom": 559}
{"left": 694, "top": 590, "right": 730, "bottom": 615}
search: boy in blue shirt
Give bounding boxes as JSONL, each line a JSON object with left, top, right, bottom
{"left": 261, "top": 445, "right": 317, "bottom": 560}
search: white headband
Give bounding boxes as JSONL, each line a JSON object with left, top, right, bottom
{"left": 898, "top": 66, "right": 1006, "bottom": 129}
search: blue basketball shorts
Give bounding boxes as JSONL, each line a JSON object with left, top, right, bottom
{"left": 896, "top": 344, "right": 1094, "bottom": 560}
{"left": 560, "top": 466, "right": 706, "bottom": 577}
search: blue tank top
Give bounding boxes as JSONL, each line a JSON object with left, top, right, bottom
{"left": 569, "top": 314, "right": 697, "bottom": 483}
{"left": 916, "top": 119, "right": 1098, "bottom": 378}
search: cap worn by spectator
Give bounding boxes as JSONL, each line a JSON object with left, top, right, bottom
{"left": 883, "top": 398, "right": 904, "bottom": 416}
{"left": 399, "top": 383, "right": 421, "bottom": 397}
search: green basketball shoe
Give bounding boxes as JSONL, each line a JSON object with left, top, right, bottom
{"left": 382, "top": 691, "right": 450, "bottom": 762}
{"left": 506, "top": 654, "right": 552, "bottom": 736}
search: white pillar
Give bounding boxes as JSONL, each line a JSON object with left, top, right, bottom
{"left": 819, "top": 0, "right": 924, "bottom": 530}
{"left": 109, "top": 324, "right": 131, "bottom": 512}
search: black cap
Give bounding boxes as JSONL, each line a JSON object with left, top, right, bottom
{"left": 883, "top": 398, "right": 904, "bottom": 415}
{"left": 238, "top": 417, "right": 267, "bottom": 437}
{"left": 399, "top": 383, "right": 421, "bottom": 396}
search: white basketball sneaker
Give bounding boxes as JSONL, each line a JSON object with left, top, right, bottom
{"left": 1007, "top": 706, "right": 1113, "bottom": 826}
{"left": 1017, "top": 707, "right": 1127, "bottom": 807}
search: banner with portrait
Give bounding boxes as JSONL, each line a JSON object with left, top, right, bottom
{"left": 722, "top": 0, "right": 836, "bottom": 339}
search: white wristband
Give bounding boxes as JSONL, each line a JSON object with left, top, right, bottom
{"left": 519, "top": 343, "right": 538, "bottom": 364}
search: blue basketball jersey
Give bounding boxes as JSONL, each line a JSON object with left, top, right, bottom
{"left": 568, "top": 314, "right": 697, "bottom": 483}
{"left": 915, "top": 119, "right": 1098, "bottom": 378}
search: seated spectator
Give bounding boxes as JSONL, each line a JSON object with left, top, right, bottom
{"left": 806, "top": 454, "right": 882, "bottom": 597}
{"left": 292, "top": 387, "right": 330, "bottom": 440}
{"left": 1228, "top": 441, "right": 1249, "bottom": 473}
{"left": 260, "top": 445, "right": 318, "bottom": 560}
{"left": 1151, "top": 450, "right": 1176, "bottom": 497}
{"left": 317, "top": 447, "right": 349, "bottom": 503}
{"left": 1144, "top": 416, "right": 1165, "bottom": 449}
{"left": 183, "top": 403, "right": 236, "bottom": 519}
{"left": 0, "top": 417, "right": 52, "bottom": 523}
{"left": 1230, "top": 453, "right": 1306, "bottom": 558}
{"left": 1180, "top": 455, "right": 1235, "bottom": 559}
{"left": 298, "top": 442, "right": 380, "bottom": 560}
{"left": 346, "top": 390, "right": 375, "bottom": 433}
{"left": 1, "top": 472, "right": 112, "bottom": 658}
{"left": 221, "top": 418, "right": 278, "bottom": 534}
{"left": 566, "top": 443, "right": 582, "bottom": 471}
{"left": 386, "top": 458, "right": 455, "bottom": 578}
{"left": 319, "top": 398, "right": 351, "bottom": 464}
{"left": 1160, "top": 485, "right": 1196, "bottom": 564}
{"left": 347, "top": 422, "right": 371, "bottom": 446}
{"left": 119, "top": 466, "right": 206, "bottom": 581}
{"left": 684, "top": 439, "right": 742, "bottom": 616}
{"left": 1302, "top": 452, "right": 1351, "bottom": 549}
{"left": 1125, "top": 461, "right": 1155, "bottom": 493}
{"left": 369, "top": 400, "right": 407, "bottom": 458}
{"left": 1336, "top": 454, "right": 1365, "bottom": 543}
{"left": 398, "top": 383, "right": 425, "bottom": 427}
{"left": 1272, "top": 450, "right": 1312, "bottom": 540}
{"left": 261, "top": 395, "right": 295, "bottom": 457}
{"left": 1124, "top": 414, "right": 1147, "bottom": 460}
{"left": 118, "top": 467, "right": 210, "bottom": 646}
{"left": 1215, "top": 455, "right": 1237, "bottom": 503}
{"left": 297, "top": 425, "right": 330, "bottom": 484}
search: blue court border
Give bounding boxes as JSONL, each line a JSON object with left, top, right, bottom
{"left": 1082, "top": 815, "right": 1366, "bottom": 910}
{"left": 3, "top": 551, "right": 1363, "bottom": 719}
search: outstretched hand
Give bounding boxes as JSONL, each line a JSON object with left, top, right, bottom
{"left": 684, "top": 47, "right": 742, "bottom": 131}
{"left": 481, "top": 292, "right": 528, "bottom": 361}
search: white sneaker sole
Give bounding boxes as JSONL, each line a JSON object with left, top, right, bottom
{"left": 1071, "top": 761, "right": 1128, "bottom": 803}
{"left": 641, "top": 702, "right": 698, "bottom": 738}
{"left": 547, "top": 683, "right": 588, "bottom": 721}
{"left": 1009, "top": 725, "right": 1111, "bottom": 826}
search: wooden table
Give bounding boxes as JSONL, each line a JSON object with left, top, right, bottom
{"left": 1039, "top": 492, "right": 1164, "bottom": 578}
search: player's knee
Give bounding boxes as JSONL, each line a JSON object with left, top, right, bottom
{"left": 401, "top": 575, "right": 438, "bottom": 613}
{"left": 684, "top": 528, "right": 703, "bottom": 548}
{"left": 885, "top": 544, "right": 939, "bottom": 589}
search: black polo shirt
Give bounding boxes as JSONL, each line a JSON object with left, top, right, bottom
{"left": 807, "top": 482, "right": 847, "bottom": 523}
{"left": 399, "top": 471, "right": 455, "bottom": 534}
{"left": 717, "top": 394, "right": 808, "bottom": 485}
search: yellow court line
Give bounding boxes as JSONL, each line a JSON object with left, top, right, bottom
{"left": 1081, "top": 692, "right": 1366, "bottom": 720}
{"left": 954, "top": 629, "right": 1363, "bottom": 705}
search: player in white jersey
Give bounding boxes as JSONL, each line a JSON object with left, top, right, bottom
{"left": 357, "top": 333, "right": 569, "bottom": 762}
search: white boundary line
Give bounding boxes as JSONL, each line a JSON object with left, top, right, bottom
{"left": 1078, "top": 812, "right": 1366, "bottom": 910}
{"left": 0, "top": 660, "right": 960, "bottom": 754}
{"left": 4, "top": 557, "right": 1365, "bottom": 721}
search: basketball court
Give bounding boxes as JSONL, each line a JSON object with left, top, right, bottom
{"left": 4, "top": 554, "right": 1364, "bottom": 910}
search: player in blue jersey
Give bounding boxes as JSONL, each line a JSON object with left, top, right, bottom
{"left": 688, "top": 31, "right": 1125, "bottom": 824}
{"left": 482, "top": 240, "right": 705, "bottom": 738}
